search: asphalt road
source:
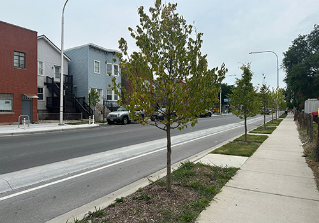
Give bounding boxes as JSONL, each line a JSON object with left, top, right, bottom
{"left": 0, "top": 114, "right": 272, "bottom": 223}
{"left": 1, "top": 114, "right": 256, "bottom": 174}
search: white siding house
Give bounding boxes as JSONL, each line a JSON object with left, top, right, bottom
{"left": 37, "top": 35, "right": 71, "bottom": 117}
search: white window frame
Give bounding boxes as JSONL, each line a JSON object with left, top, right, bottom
{"left": 54, "top": 65, "right": 60, "bottom": 80}
{"left": 94, "top": 60, "right": 100, "bottom": 74}
{"left": 37, "top": 88, "right": 44, "bottom": 100}
{"left": 114, "top": 92, "right": 118, "bottom": 101}
{"left": 114, "top": 64, "right": 119, "bottom": 76}
{"left": 106, "top": 89, "right": 113, "bottom": 100}
{"left": 106, "top": 63, "right": 119, "bottom": 76}
{"left": 38, "top": 61, "right": 44, "bottom": 75}
{"left": 106, "top": 63, "right": 113, "bottom": 75}
{"left": 106, "top": 89, "right": 119, "bottom": 101}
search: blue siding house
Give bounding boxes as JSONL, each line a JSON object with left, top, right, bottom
{"left": 65, "top": 43, "right": 121, "bottom": 105}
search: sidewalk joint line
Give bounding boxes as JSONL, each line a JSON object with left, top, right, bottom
{"left": 225, "top": 185, "right": 319, "bottom": 202}
{"left": 239, "top": 169, "right": 315, "bottom": 179}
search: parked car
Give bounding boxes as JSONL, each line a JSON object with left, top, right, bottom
{"left": 151, "top": 108, "right": 166, "bottom": 121}
{"left": 107, "top": 106, "right": 144, "bottom": 125}
{"left": 260, "top": 109, "right": 270, "bottom": 115}
{"left": 151, "top": 108, "right": 176, "bottom": 121}
{"left": 200, "top": 109, "right": 212, "bottom": 117}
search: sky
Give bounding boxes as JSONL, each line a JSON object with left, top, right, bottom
{"left": 1, "top": 0, "right": 318, "bottom": 90}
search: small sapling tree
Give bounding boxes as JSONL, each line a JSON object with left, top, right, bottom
{"left": 111, "top": 0, "right": 225, "bottom": 192}
{"left": 228, "top": 63, "right": 260, "bottom": 141}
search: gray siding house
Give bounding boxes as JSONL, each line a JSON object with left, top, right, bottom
{"left": 37, "top": 35, "right": 71, "bottom": 118}
{"left": 65, "top": 44, "right": 121, "bottom": 105}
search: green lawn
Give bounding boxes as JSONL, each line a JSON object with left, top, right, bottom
{"left": 266, "top": 119, "right": 282, "bottom": 126}
{"left": 234, "top": 134, "right": 268, "bottom": 143}
{"left": 211, "top": 134, "right": 268, "bottom": 157}
{"left": 249, "top": 126, "right": 277, "bottom": 134}
{"left": 211, "top": 142, "right": 259, "bottom": 157}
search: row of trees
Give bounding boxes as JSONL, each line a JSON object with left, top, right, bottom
{"left": 282, "top": 24, "right": 319, "bottom": 109}
{"left": 228, "top": 64, "right": 286, "bottom": 141}
{"left": 110, "top": 1, "right": 286, "bottom": 192}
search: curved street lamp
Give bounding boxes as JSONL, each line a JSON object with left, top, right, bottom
{"left": 249, "top": 50, "right": 279, "bottom": 119}
{"left": 59, "top": 0, "right": 69, "bottom": 125}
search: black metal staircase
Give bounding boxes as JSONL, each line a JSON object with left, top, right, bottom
{"left": 44, "top": 76, "right": 92, "bottom": 119}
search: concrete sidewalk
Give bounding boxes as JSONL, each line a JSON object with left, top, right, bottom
{"left": 0, "top": 122, "right": 99, "bottom": 136}
{"left": 196, "top": 114, "right": 319, "bottom": 223}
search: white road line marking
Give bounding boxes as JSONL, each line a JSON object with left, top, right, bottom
{"left": 0, "top": 116, "right": 265, "bottom": 201}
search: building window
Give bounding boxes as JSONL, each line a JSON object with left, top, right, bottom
{"left": 94, "top": 60, "right": 100, "bottom": 74}
{"left": 0, "top": 93, "right": 13, "bottom": 112}
{"left": 37, "top": 88, "right": 43, "bottom": 100}
{"left": 114, "top": 64, "right": 119, "bottom": 76}
{"left": 107, "top": 64, "right": 119, "bottom": 76}
{"left": 38, "top": 61, "right": 44, "bottom": 75}
{"left": 107, "top": 89, "right": 112, "bottom": 100}
{"left": 107, "top": 64, "right": 112, "bottom": 75}
{"left": 106, "top": 89, "right": 119, "bottom": 101}
{"left": 114, "top": 92, "right": 118, "bottom": 101}
{"left": 14, "top": 51, "right": 25, "bottom": 69}
{"left": 54, "top": 66, "right": 60, "bottom": 79}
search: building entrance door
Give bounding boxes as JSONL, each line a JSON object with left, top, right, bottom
{"left": 21, "top": 95, "right": 33, "bottom": 122}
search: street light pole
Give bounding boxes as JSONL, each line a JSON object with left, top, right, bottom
{"left": 249, "top": 50, "right": 279, "bottom": 118}
{"left": 59, "top": 0, "right": 69, "bottom": 125}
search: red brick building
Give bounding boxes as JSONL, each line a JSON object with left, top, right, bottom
{"left": 0, "top": 21, "right": 38, "bottom": 123}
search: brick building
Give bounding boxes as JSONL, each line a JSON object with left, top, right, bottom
{"left": 0, "top": 21, "right": 38, "bottom": 123}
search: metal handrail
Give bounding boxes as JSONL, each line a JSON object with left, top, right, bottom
{"left": 18, "top": 115, "right": 30, "bottom": 128}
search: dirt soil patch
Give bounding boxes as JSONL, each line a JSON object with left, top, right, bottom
{"left": 78, "top": 162, "right": 238, "bottom": 223}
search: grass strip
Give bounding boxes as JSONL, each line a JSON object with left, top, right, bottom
{"left": 211, "top": 142, "right": 259, "bottom": 157}
{"left": 249, "top": 126, "right": 277, "bottom": 134}
{"left": 266, "top": 119, "right": 282, "bottom": 126}
{"left": 234, "top": 134, "right": 268, "bottom": 143}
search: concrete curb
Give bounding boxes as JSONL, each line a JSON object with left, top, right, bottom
{"left": 0, "top": 124, "right": 99, "bottom": 136}
{"left": 46, "top": 133, "right": 244, "bottom": 223}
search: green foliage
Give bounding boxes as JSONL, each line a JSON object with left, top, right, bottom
{"left": 229, "top": 63, "right": 260, "bottom": 119}
{"left": 115, "top": 197, "right": 124, "bottom": 203}
{"left": 112, "top": 0, "right": 226, "bottom": 192}
{"left": 259, "top": 74, "right": 271, "bottom": 128}
{"left": 227, "top": 63, "right": 260, "bottom": 140}
{"left": 88, "top": 90, "right": 100, "bottom": 107}
{"left": 282, "top": 24, "right": 319, "bottom": 109}
{"left": 132, "top": 192, "right": 151, "bottom": 200}
{"left": 113, "top": 1, "right": 225, "bottom": 129}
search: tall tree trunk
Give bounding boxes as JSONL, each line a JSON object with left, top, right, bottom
{"left": 272, "top": 111, "right": 274, "bottom": 123}
{"left": 263, "top": 106, "right": 266, "bottom": 129}
{"left": 166, "top": 124, "right": 172, "bottom": 192}
{"left": 244, "top": 116, "right": 247, "bottom": 142}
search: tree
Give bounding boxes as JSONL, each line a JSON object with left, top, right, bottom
{"left": 282, "top": 24, "right": 319, "bottom": 109}
{"left": 276, "top": 88, "right": 287, "bottom": 111}
{"left": 259, "top": 74, "right": 271, "bottom": 129}
{"left": 111, "top": 0, "right": 224, "bottom": 192}
{"left": 89, "top": 90, "right": 100, "bottom": 115}
{"left": 228, "top": 63, "right": 260, "bottom": 141}
{"left": 269, "top": 88, "right": 277, "bottom": 122}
